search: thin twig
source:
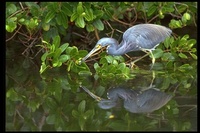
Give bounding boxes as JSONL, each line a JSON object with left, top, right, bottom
{"left": 131, "top": 7, "right": 137, "bottom": 25}
{"left": 7, "top": 7, "right": 28, "bottom": 19}
{"left": 148, "top": 14, "right": 159, "bottom": 23}
{"left": 112, "top": 16, "right": 132, "bottom": 26}
{"left": 72, "top": 32, "right": 86, "bottom": 38}
{"left": 94, "top": 28, "right": 100, "bottom": 40}
{"left": 19, "top": 2, "right": 24, "bottom": 10}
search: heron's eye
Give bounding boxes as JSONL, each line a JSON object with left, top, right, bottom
{"left": 96, "top": 44, "right": 102, "bottom": 49}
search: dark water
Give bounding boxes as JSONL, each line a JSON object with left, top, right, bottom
{"left": 6, "top": 59, "right": 197, "bottom": 131}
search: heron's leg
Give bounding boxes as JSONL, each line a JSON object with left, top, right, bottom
{"left": 149, "top": 50, "right": 155, "bottom": 70}
{"left": 139, "top": 48, "right": 156, "bottom": 70}
{"left": 149, "top": 70, "right": 155, "bottom": 88}
{"left": 129, "top": 52, "right": 150, "bottom": 68}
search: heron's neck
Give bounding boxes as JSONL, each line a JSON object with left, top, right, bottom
{"left": 107, "top": 39, "right": 126, "bottom": 55}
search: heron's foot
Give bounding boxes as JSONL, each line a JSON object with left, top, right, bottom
{"left": 128, "top": 62, "right": 138, "bottom": 69}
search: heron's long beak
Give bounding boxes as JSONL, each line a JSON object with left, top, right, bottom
{"left": 81, "top": 44, "right": 102, "bottom": 63}
{"left": 80, "top": 86, "right": 102, "bottom": 101}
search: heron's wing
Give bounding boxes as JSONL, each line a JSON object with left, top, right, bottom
{"left": 136, "top": 89, "right": 172, "bottom": 112}
{"left": 123, "top": 24, "right": 172, "bottom": 50}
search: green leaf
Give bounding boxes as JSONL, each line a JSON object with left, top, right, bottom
{"left": 86, "top": 24, "right": 94, "bottom": 32}
{"left": 151, "top": 49, "right": 163, "bottom": 58}
{"left": 72, "top": 110, "right": 79, "bottom": 119}
{"left": 29, "top": 18, "right": 38, "bottom": 29}
{"left": 78, "top": 71, "right": 92, "bottom": 76}
{"left": 93, "top": 19, "right": 104, "bottom": 31}
{"left": 53, "top": 48, "right": 62, "bottom": 59}
{"left": 78, "top": 100, "right": 86, "bottom": 113}
{"left": 66, "top": 46, "right": 79, "bottom": 55}
{"left": 46, "top": 52, "right": 54, "bottom": 58}
{"left": 60, "top": 11, "right": 68, "bottom": 29}
{"left": 84, "top": 8, "right": 93, "bottom": 21}
{"left": 178, "top": 53, "right": 188, "bottom": 59}
{"left": 42, "top": 23, "right": 50, "bottom": 31}
{"left": 59, "top": 55, "right": 70, "bottom": 63}
{"left": 76, "top": 16, "right": 85, "bottom": 28}
{"left": 46, "top": 114, "right": 56, "bottom": 124}
{"left": 147, "top": 5, "right": 157, "bottom": 17}
{"left": 161, "top": 77, "right": 171, "bottom": 90}
{"left": 176, "top": 4, "right": 187, "bottom": 13}
{"left": 93, "top": 10, "right": 104, "bottom": 19}
{"left": 181, "top": 34, "right": 189, "bottom": 40}
{"left": 77, "top": 2, "right": 84, "bottom": 15}
{"left": 27, "top": 100, "right": 40, "bottom": 112}
{"left": 169, "top": 19, "right": 183, "bottom": 29}
{"left": 6, "top": 18, "right": 17, "bottom": 33}
{"left": 52, "top": 2, "right": 59, "bottom": 12}
{"left": 6, "top": 24, "right": 16, "bottom": 33}
{"left": 53, "top": 35, "right": 61, "bottom": 49}
{"left": 178, "top": 64, "right": 193, "bottom": 72}
{"left": 52, "top": 60, "right": 62, "bottom": 67}
{"left": 183, "top": 12, "right": 191, "bottom": 20}
{"left": 94, "top": 63, "right": 100, "bottom": 70}
{"left": 62, "top": 3, "right": 72, "bottom": 16}
{"left": 70, "top": 12, "right": 78, "bottom": 22}
{"left": 29, "top": 4, "right": 40, "bottom": 16}
{"left": 173, "top": 108, "right": 179, "bottom": 115}
{"left": 84, "top": 110, "right": 94, "bottom": 119}
{"left": 163, "top": 37, "right": 172, "bottom": 49}
{"left": 175, "top": 20, "right": 182, "bottom": 28}
{"left": 79, "top": 116, "right": 86, "bottom": 131}
{"left": 6, "top": 3, "right": 17, "bottom": 17}
{"left": 96, "top": 86, "right": 105, "bottom": 97}
{"left": 187, "top": 39, "right": 196, "bottom": 48}
{"left": 45, "top": 10, "right": 56, "bottom": 23}
{"left": 118, "top": 63, "right": 126, "bottom": 70}
{"left": 190, "top": 53, "right": 197, "bottom": 60}
{"left": 6, "top": 88, "right": 21, "bottom": 101}
{"left": 54, "top": 85, "right": 62, "bottom": 102}
{"left": 67, "top": 60, "right": 73, "bottom": 71}
{"left": 191, "top": 48, "right": 196, "bottom": 52}
{"left": 40, "top": 62, "right": 49, "bottom": 74}
{"left": 45, "top": 97, "right": 57, "bottom": 111}
{"left": 105, "top": 55, "right": 114, "bottom": 63}
{"left": 78, "top": 50, "right": 88, "bottom": 57}
{"left": 56, "top": 13, "right": 62, "bottom": 25}
{"left": 162, "top": 52, "right": 175, "bottom": 61}
{"left": 59, "top": 43, "right": 69, "bottom": 53}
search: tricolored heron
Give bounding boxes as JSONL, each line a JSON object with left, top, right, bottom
{"left": 81, "top": 24, "right": 172, "bottom": 69}
{"left": 80, "top": 86, "right": 172, "bottom": 113}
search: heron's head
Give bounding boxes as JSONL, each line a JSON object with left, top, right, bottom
{"left": 81, "top": 38, "right": 118, "bottom": 63}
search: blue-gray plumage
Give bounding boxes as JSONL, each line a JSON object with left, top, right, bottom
{"left": 81, "top": 24, "right": 172, "bottom": 67}
{"left": 80, "top": 86, "right": 172, "bottom": 113}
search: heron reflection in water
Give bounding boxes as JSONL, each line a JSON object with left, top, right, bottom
{"left": 80, "top": 86, "right": 172, "bottom": 113}
{"left": 80, "top": 24, "right": 172, "bottom": 69}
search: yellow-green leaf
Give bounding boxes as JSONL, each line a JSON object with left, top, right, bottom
{"left": 76, "top": 16, "right": 85, "bottom": 28}
{"left": 93, "top": 19, "right": 104, "bottom": 31}
{"left": 45, "top": 10, "right": 56, "bottom": 23}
